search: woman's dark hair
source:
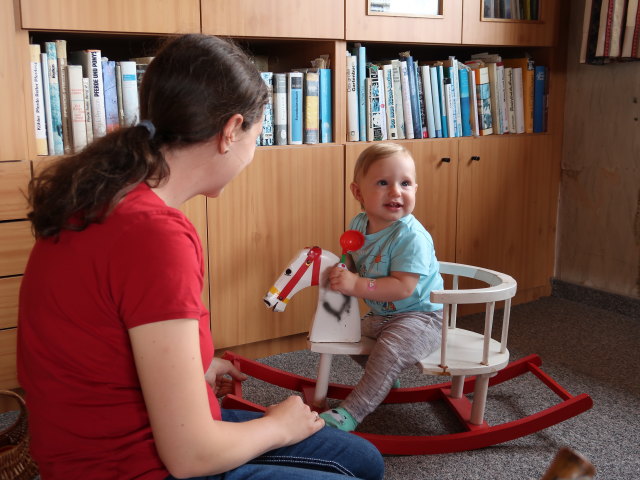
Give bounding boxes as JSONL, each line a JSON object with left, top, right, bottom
{"left": 28, "top": 34, "right": 268, "bottom": 239}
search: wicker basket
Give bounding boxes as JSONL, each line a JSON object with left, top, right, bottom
{"left": 0, "top": 390, "right": 39, "bottom": 480}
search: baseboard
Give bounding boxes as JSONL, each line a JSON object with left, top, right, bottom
{"left": 551, "top": 278, "right": 640, "bottom": 319}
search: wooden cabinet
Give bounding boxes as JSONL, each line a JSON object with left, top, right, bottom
{"left": 207, "top": 146, "right": 345, "bottom": 349}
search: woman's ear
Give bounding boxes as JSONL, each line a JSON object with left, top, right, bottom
{"left": 218, "top": 114, "right": 244, "bottom": 154}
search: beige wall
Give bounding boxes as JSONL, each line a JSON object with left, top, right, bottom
{"left": 557, "top": 0, "right": 640, "bottom": 299}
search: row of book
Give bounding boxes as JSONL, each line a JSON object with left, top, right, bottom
{"left": 346, "top": 44, "right": 548, "bottom": 143}
{"left": 483, "top": 0, "right": 540, "bottom": 20}
{"left": 257, "top": 58, "right": 332, "bottom": 146}
{"left": 29, "top": 40, "right": 150, "bottom": 156}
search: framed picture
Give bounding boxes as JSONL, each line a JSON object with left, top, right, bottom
{"left": 367, "top": 0, "right": 441, "bottom": 18}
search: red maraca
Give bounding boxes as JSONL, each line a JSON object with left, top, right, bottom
{"left": 338, "top": 230, "right": 365, "bottom": 267}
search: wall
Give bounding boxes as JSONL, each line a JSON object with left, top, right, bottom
{"left": 557, "top": 0, "right": 640, "bottom": 299}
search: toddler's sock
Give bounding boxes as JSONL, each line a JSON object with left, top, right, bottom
{"left": 319, "top": 407, "right": 358, "bottom": 432}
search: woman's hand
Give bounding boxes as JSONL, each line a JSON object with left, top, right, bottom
{"left": 263, "top": 395, "right": 324, "bottom": 445}
{"left": 328, "top": 265, "right": 359, "bottom": 296}
{"left": 204, "top": 357, "right": 248, "bottom": 397}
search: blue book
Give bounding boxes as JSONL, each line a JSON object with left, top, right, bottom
{"left": 458, "top": 66, "right": 472, "bottom": 137}
{"left": 429, "top": 66, "right": 442, "bottom": 138}
{"left": 403, "top": 54, "right": 423, "bottom": 139}
{"left": 436, "top": 65, "right": 448, "bottom": 138}
{"left": 102, "top": 59, "right": 119, "bottom": 133}
{"left": 533, "top": 65, "right": 546, "bottom": 133}
{"left": 319, "top": 68, "right": 332, "bottom": 143}
{"left": 287, "top": 72, "right": 303, "bottom": 144}
{"left": 352, "top": 44, "right": 367, "bottom": 141}
{"left": 44, "top": 42, "right": 64, "bottom": 155}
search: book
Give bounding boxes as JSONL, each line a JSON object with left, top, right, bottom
{"left": 287, "top": 71, "right": 303, "bottom": 145}
{"left": 511, "top": 67, "right": 525, "bottom": 134}
{"left": 443, "top": 77, "right": 456, "bottom": 138}
{"left": 399, "top": 52, "right": 423, "bottom": 139}
{"left": 115, "top": 63, "right": 124, "bottom": 127}
{"left": 420, "top": 65, "right": 436, "bottom": 138}
{"left": 429, "top": 65, "right": 443, "bottom": 138}
{"left": 346, "top": 54, "right": 359, "bottom": 141}
{"left": 398, "top": 59, "right": 414, "bottom": 139}
{"left": 458, "top": 64, "right": 472, "bottom": 137}
{"left": 365, "top": 64, "right": 385, "bottom": 141}
{"left": 414, "top": 63, "right": 427, "bottom": 138}
{"left": 131, "top": 56, "right": 154, "bottom": 91}
{"left": 467, "top": 67, "right": 479, "bottom": 137}
{"left": 66, "top": 64, "right": 88, "bottom": 153}
{"left": 533, "top": 65, "right": 547, "bottom": 133}
{"left": 434, "top": 63, "right": 448, "bottom": 138}
{"left": 102, "top": 59, "right": 119, "bottom": 133}
{"left": 467, "top": 62, "right": 493, "bottom": 136}
{"left": 496, "top": 62, "right": 509, "bottom": 134}
{"left": 318, "top": 68, "right": 332, "bottom": 143}
{"left": 260, "top": 72, "right": 274, "bottom": 146}
{"left": 503, "top": 57, "right": 535, "bottom": 133}
{"left": 118, "top": 61, "right": 139, "bottom": 127}
{"left": 80, "top": 49, "right": 107, "bottom": 138}
{"left": 389, "top": 60, "right": 406, "bottom": 139}
{"left": 28, "top": 45, "right": 48, "bottom": 156}
{"left": 55, "top": 40, "right": 72, "bottom": 154}
{"left": 303, "top": 71, "right": 319, "bottom": 144}
{"left": 273, "top": 73, "right": 287, "bottom": 145}
{"left": 82, "top": 77, "right": 93, "bottom": 145}
{"left": 448, "top": 56, "right": 463, "bottom": 137}
{"left": 44, "top": 42, "right": 64, "bottom": 155}
{"left": 382, "top": 64, "right": 399, "bottom": 140}
{"left": 352, "top": 44, "right": 367, "bottom": 142}
{"left": 621, "top": 0, "right": 640, "bottom": 58}
{"left": 504, "top": 67, "right": 516, "bottom": 134}
{"left": 40, "top": 53, "right": 55, "bottom": 155}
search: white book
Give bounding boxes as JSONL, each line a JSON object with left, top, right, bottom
{"left": 273, "top": 73, "right": 287, "bottom": 145}
{"left": 82, "top": 78, "right": 94, "bottom": 145}
{"left": 346, "top": 54, "right": 359, "bottom": 141}
{"left": 444, "top": 78, "right": 456, "bottom": 138}
{"left": 118, "top": 61, "right": 139, "bottom": 127}
{"left": 420, "top": 65, "right": 436, "bottom": 138}
{"left": 496, "top": 63, "right": 509, "bottom": 134}
{"left": 429, "top": 66, "right": 442, "bottom": 138}
{"left": 56, "top": 40, "right": 72, "bottom": 154}
{"left": 399, "top": 60, "right": 414, "bottom": 139}
{"left": 511, "top": 67, "right": 525, "bottom": 134}
{"left": 390, "top": 60, "right": 405, "bottom": 139}
{"left": 66, "top": 64, "right": 87, "bottom": 153}
{"left": 115, "top": 63, "right": 125, "bottom": 127}
{"left": 382, "top": 64, "right": 399, "bottom": 140}
{"left": 29, "top": 45, "right": 48, "bottom": 155}
{"left": 504, "top": 67, "right": 516, "bottom": 133}
{"left": 40, "top": 52, "right": 54, "bottom": 155}
{"left": 377, "top": 68, "right": 388, "bottom": 140}
{"left": 84, "top": 50, "right": 107, "bottom": 137}
{"left": 449, "top": 57, "right": 463, "bottom": 137}
{"left": 286, "top": 71, "right": 303, "bottom": 145}
{"left": 468, "top": 68, "right": 479, "bottom": 137}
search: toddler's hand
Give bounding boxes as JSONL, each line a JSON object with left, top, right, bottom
{"left": 329, "top": 265, "right": 358, "bottom": 295}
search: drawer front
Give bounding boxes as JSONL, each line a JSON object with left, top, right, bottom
{"left": 0, "top": 329, "right": 18, "bottom": 389}
{"left": 0, "top": 276, "right": 21, "bottom": 330}
{"left": 0, "top": 161, "right": 31, "bottom": 221}
{"left": 0, "top": 221, "right": 34, "bottom": 277}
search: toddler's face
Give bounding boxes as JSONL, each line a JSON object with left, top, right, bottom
{"left": 351, "top": 153, "right": 418, "bottom": 234}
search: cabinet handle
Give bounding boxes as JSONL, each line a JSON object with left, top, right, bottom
{"left": 471, "top": 156, "right": 481, "bottom": 161}
{"left": 441, "top": 157, "right": 451, "bottom": 163}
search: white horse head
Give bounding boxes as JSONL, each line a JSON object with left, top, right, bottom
{"left": 263, "top": 247, "right": 361, "bottom": 343}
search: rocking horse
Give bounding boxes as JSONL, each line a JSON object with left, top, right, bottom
{"left": 222, "top": 233, "right": 593, "bottom": 455}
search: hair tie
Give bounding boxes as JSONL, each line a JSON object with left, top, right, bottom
{"left": 137, "top": 120, "right": 156, "bottom": 139}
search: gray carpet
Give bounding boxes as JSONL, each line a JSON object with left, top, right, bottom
{"left": 238, "top": 296, "right": 640, "bottom": 479}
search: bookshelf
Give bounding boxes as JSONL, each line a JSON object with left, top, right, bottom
{"left": 0, "top": 0, "right": 568, "bottom": 388}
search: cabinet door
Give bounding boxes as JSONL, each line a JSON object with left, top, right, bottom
{"left": 207, "top": 146, "right": 345, "bottom": 349}
{"left": 346, "top": 0, "right": 462, "bottom": 43}
{"left": 20, "top": 0, "right": 200, "bottom": 33}
{"left": 0, "top": 161, "right": 31, "bottom": 221}
{"left": 345, "top": 141, "right": 458, "bottom": 262}
{"left": 462, "top": 0, "right": 560, "bottom": 46}
{"left": 0, "top": 329, "right": 17, "bottom": 389}
{"left": 457, "top": 135, "right": 557, "bottom": 302}
{"left": 201, "top": 0, "right": 344, "bottom": 39}
{"left": 0, "top": 2, "right": 28, "bottom": 161}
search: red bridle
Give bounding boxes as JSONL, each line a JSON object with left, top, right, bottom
{"left": 277, "top": 246, "right": 322, "bottom": 301}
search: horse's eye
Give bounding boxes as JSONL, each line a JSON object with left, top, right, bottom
{"left": 285, "top": 269, "right": 292, "bottom": 276}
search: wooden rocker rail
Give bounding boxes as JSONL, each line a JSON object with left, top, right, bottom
{"left": 221, "top": 351, "right": 593, "bottom": 455}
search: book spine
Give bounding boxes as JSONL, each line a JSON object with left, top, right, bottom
{"left": 467, "top": 69, "right": 479, "bottom": 137}
{"left": 512, "top": 67, "right": 525, "bottom": 134}
{"left": 486, "top": 63, "right": 502, "bottom": 135}
{"left": 458, "top": 67, "right": 472, "bottom": 137}
{"left": 287, "top": 72, "right": 303, "bottom": 145}
{"left": 476, "top": 67, "right": 493, "bottom": 136}
{"left": 367, "top": 66, "right": 385, "bottom": 141}
{"left": 102, "top": 59, "right": 119, "bottom": 133}
{"left": 354, "top": 45, "right": 367, "bottom": 142}
{"left": 377, "top": 68, "right": 387, "bottom": 140}
{"left": 67, "top": 64, "right": 88, "bottom": 153}
{"left": 405, "top": 56, "right": 423, "bottom": 138}
{"left": 273, "top": 73, "right": 287, "bottom": 145}
{"left": 436, "top": 65, "right": 448, "bottom": 138}
{"left": 303, "top": 72, "right": 319, "bottom": 144}
{"left": 429, "top": 66, "right": 442, "bottom": 138}
{"left": 496, "top": 63, "right": 509, "bottom": 134}
{"left": 533, "top": 65, "right": 546, "bottom": 133}
{"left": 420, "top": 66, "right": 436, "bottom": 139}
{"left": 82, "top": 78, "right": 94, "bottom": 145}
{"left": 523, "top": 64, "right": 535, "bottom": 133}
{"left": 413, "top": 63, "right": 427, "bottom": 138}
{"left": 45, "top": 42, "right": 64, "bottom": 155}
{"left": 41, "top": 53, "right": 54, "bottom": 155}
{"left": 346, "top": 55, "right": 359, "bottom": 141}
{"left": 504, "top": 67, "right": 516, "bottom": 133}
{"left": 119, "top": 61, "right": 139, "bottom": 127}
{"left": 115, "top": 63, "right": 125, "bottom": 127}
{"left": 382, "top": 64, "right": 398, "bottom": 140}
{"left": 29, "top": 45, "right": 48, "bottom": 155}
{"left": 399, "top": 60, "right": 414, "bottom": 139}
{"left": 391, "top": 60, "right": 405, "bottom": 139}
{"left": 85, "top": 50, "right": 107, "bottom": 138}
{"left": 260, "top": 72, "right": 274, "bottom": 146}
{"left": 449, "top": 57, "right": 463, "bottom": 137}
{"left": 55, "top": 40, "right": 73, "bottom": 154}
{"left": 444, "top": 77, "right": 456, "bottom": 138}
{"left": 318, "top": 68, "right": 332, "bottom": 143}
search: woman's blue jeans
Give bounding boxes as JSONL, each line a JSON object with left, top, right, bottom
{"left": 166, "top": 409, "right": 384, "bottom": 480}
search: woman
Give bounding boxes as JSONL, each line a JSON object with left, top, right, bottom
{"left": 17, "top": 34, "right": 384, "bottom": 480}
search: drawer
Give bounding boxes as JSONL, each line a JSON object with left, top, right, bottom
{"left": 0, "top": 221, "right": 34, "bottom": 277}
{"left": 0, "top": 276, "right": 21, "bottom": 330}
{"left": 0, "top": 328, "right": 18, "bottom": 389}
{"left": 0, "top": 161, "right": 31, "bottom": 221}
